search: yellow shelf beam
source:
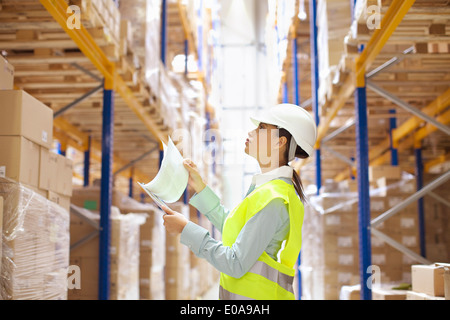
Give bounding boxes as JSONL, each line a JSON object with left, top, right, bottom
{"left": 177, "top": 0, "right": 197, "bottom": 60}
{"left": 53, "top": 117, "right": 149, "bottom": 183}
{"left": 333, "top": 87, "right": 449, "bottom": 182}
{"left": 40, "top": 0, "right": 168, "bottom": 147}
{"left": 424, "top": 153, "right": 450, "bottom": 173}
{"left": 355, "top": 0, "right": 416, "bottom": 83}
{"left": 315, "top": 75, "right": 355, "bottom": 147}
{"left": 315, "top": 0, "right": 415, "bottom": 146}
{"left": 393, "top": 88, "right": 450, "bottom": 143}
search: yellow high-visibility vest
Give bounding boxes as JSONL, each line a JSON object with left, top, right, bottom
{"left": 219, "top": 179, "right": 304, "bottom": 300}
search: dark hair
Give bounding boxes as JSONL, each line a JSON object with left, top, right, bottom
{"left": 278, "top": 128, "right": 309, "bottom": 202}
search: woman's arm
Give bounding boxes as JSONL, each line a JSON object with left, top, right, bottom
{"left": 182, "top": 159, "right": 230, "bottom": 231}
{"left": 179, "top": 198, "right": 289, "bottom": 278}
{"left": 188, "top": 185, "right": 230, "bottom": 232}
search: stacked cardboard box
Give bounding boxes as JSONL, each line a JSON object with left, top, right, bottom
{"left": 340, "top": 284, "right": 408, "bottom": 300}
{"left": 0, "top": 60, "right": 74, "bottom": 299}
{"left": 188, "top": 205, "right": 205, "bottom": 299}
{"left": 165, "top": 202, "right": 191, "bottom": 300}
{"left": 370, "top": 175, "right": 421, "bottom": 283}
{"left": 138, "top": 211, "right": 165, "bottom": 300}
{"left": 301, "top": 194, "right": 360, "bottom": 300}
{"left": 0, "top": 178, "right": 70, "bottom": 300}
{"left": 69, "top": 0, "right": 121, "bottom": 60}
{"left": 0, "top": 196, "right": 3, "bottom": 274}
{"left": 0, "top": 87, "right": 73, "bottom": 211}
{"left": 0, "top": 55, "right": 14, "bottom": 90}
{"left": 116, "top": 197, "right": 166, "bottom": 300}
{"left": 111, "top": 211, "right": 146, "bottom": 300}
{"left": 407, "top": 263, "right": 448, "bottom": 300}
{"left": 71, "top": 186, "right": 167, "bottom": 300}
{"left": 316, "top": 0, "right": 352, "bottom": 106}
{"left": 68, "top": 206, "right": 145, "bottom": 300}
{"left": 187, "top": 203, "right": 220, "bottom": 299}
{"left": 301, "top": 168, "right": 423, "bottom": 299}
{"left": 423, "top": 174, "right": 450, "bottom": 263}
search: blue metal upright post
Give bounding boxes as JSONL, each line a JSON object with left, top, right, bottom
{"left": 161, "top": 0, "right": 168, "bottom": 66}
{"left": 60, "top": 142, "right": 66, "bottom": 157}
{"left": 415, "top": 147, "right": 426, "bottom": 258}
{"left": 99, "top": 87, "right": 114, "bottom": 300}
{"left": 310, "top": 0, "right": 321, "bottom": 194}
{"left": 129, "top": 167, "right": 134, "bottom": 199}
{"left": 283, "top": 81, "right": 289, "bottom": 103}
{"left": 355, "top": 46, "right": 372, "bottom": 300}
{"left": 84, "top": 135, "right": 91, "bottom": 187}
{"left": 292, "top": 36, "right": 299, "bottom": 106}
{"left": 389, "top": 109, "right": 399, "bottom": 166}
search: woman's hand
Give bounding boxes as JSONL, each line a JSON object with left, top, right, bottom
{"left": 162, "top": 206, "right": 189, "bottom": 234}
{"left": 183, "top": 158, "right": 206, "bottom": 193}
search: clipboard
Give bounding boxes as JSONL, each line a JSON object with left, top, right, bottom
{"left": 138, "top": 182, "right": 168, "bottom": 212}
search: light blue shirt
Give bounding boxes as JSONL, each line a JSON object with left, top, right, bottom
{"left": 180, "top": 166, "right": 294, "bottom": 279}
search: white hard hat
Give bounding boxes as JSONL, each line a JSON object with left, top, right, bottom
{"left": 250, "top": 103, "right": 317, "bottom": 159}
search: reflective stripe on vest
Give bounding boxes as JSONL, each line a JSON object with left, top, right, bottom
{"left": 219, "top": 287, "right": 254, "bottom": 300}
{"left": 219, "top": 260, "right": 295, "bottom": 300}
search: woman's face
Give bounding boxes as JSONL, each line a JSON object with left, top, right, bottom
{"left": 245, "top": 122, "right": 286, "bottom": 167}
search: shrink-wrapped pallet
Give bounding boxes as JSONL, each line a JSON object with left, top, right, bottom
{"left": 0, "top": 177, "right": 70, "bottom": 300}
{"left": 68, "top": 205, "right": 146, "bottom": 300}
{"left": 117, "top": 196, "right": 166, "bottom": 300}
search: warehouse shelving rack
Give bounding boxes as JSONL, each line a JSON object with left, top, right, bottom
{"left": 37, "top": 0, "right": 174, "bottom": 299}
{"left": 281, "top": 0, "right": 450, "bottom": 300}
{"left": 0, "top": 0, "right": 212, "bottom": 300}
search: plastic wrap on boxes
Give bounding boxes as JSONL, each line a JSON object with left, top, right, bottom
{"left": 119, "top": 0, "right": 160, "bottom": 91}
{"left": 165, "top": 202, "right": 191, "bottom": 300}
{"left": 112, "top": 211, "right": 147, "bottom": 300}
{"left": 0, "top": 177, "right": 70, "bottom": 300}
{"left": 68, "top": 205, "right": 146, "bottom": 300}
{"left": 117, "top": 199, "right": 166, "bottom": 300}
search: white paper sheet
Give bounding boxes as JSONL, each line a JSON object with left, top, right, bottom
{"left": 138, "top": 137, "right": 188, "bottom": 206}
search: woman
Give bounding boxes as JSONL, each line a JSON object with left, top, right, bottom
{"left": 162, "top": 103, "right": 317, "bottom": 300}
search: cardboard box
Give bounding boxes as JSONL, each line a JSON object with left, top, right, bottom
{"left": 369, "top": 165, "right": 402, "bottom": 182}
{"left": 40, "top": 149, "right": 73, "bottom": 195}
{"left": 0, "top": 179, "right": 70, "bottom": 300}
{"left": 48, "top": 151, "right": 59, "bottom": 192}
{"left": 406, "top": 290, "right": 445, "bottom": 300}
{"left": 56, "top": 154, "right": 73, "bottom": 196}
{"left": 0, "top": 136, "right": 40, "bottom": 187}
{"left": 68, "top": 209, "right": 143, "bottom": 300}
{"left": 0, "top": 196, "right": 3, "bottom": 268}
{"left": 47, "top": 191, "right": 71, "bottom": 212}
{"left": 39, "top": 147, "right": 51, "bottom": 190}
{"left": 0, "top": 90, "right": 53, "bottom": 149}
{"left": 444, "top": 266, "right": 450, "bottom": 300}
{"left": 412, "top": 264, "right": 446, "bottom": 296}
{"left": 0, "top": 55, "right": 14, "bottom": 90}
{"left": 372, "top": 287, "right": 407, "bottom": 300}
